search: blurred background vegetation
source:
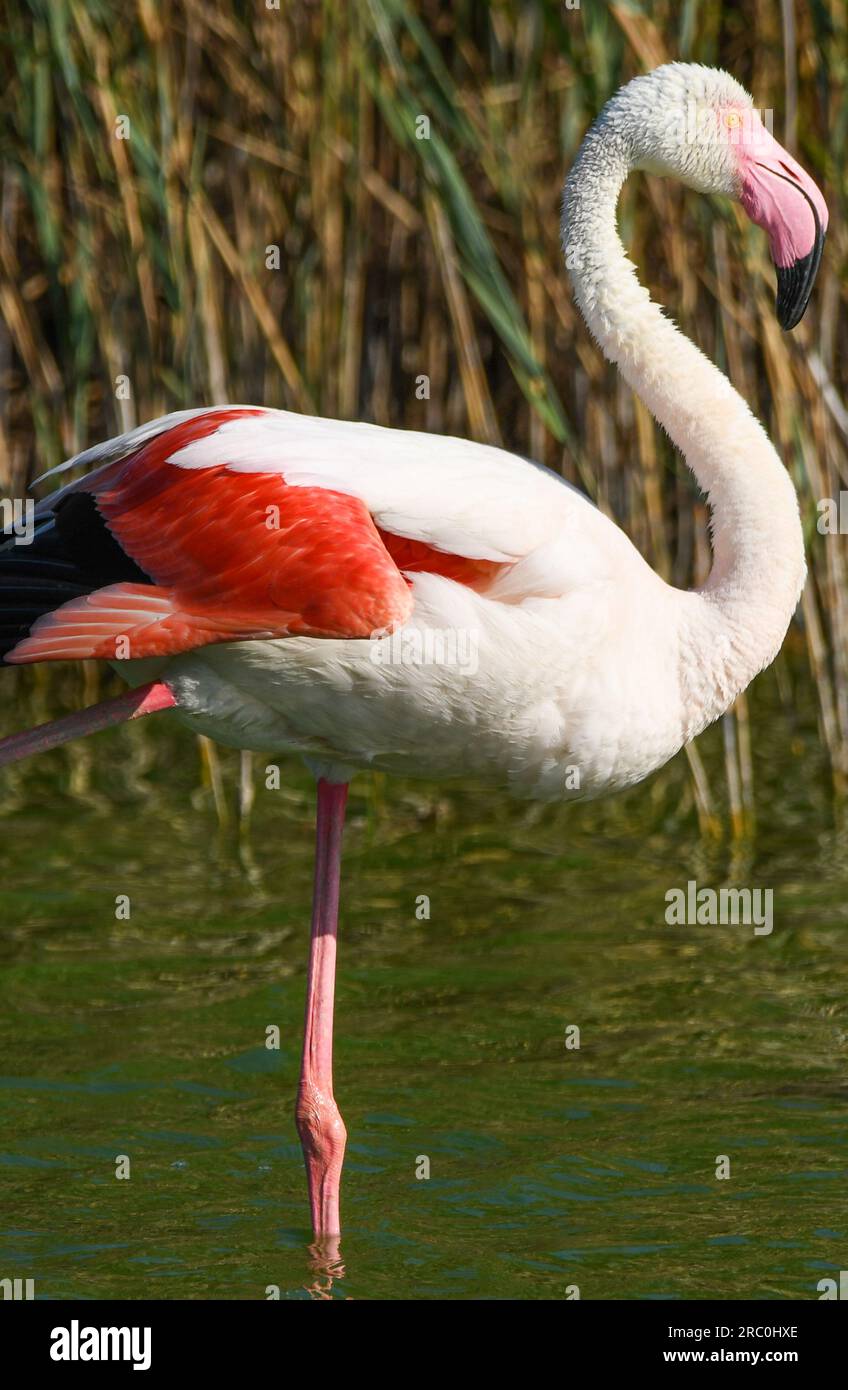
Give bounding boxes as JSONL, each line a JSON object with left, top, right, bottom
{"left": 0, "top": 0, "right": 846, "bottom": 834}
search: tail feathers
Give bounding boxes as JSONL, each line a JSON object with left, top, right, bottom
{"left": 3, "top": 580, "right": 278, "bottom": 663}
{"left": 6, "top": 583, "right": 184, "bottom": 662}
{"left": 1, "top": 492, "right": 154, "bottom": 662}
{"left": 0, "top": 561, "right": 92, "bottom": 661}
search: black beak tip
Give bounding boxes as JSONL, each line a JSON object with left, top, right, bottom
{"left": 775, "top": 231, "right": 826, "bottom": 331}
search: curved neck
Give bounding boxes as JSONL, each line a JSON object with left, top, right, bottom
{"left": 562, "top": 127, "right": 806, "bottom": 732}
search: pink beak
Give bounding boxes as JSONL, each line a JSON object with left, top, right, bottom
{"left": 739, "top": 123, "right": 828, "bottom": 330}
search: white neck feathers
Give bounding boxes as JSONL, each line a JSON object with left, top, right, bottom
{"left": 562, "top": 117, "right": 806, "bottom": 734}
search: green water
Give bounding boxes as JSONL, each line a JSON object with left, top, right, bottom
{"left": 0, "top": 665, "right": 846, "bottom": 1301}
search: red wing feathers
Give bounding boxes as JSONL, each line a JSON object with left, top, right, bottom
{"left": 9, "top": 409, "right": 502, "bottom": 665}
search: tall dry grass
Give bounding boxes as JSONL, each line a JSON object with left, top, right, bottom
{"left": 0, "top": 0, "right": 846, "bottom": 832}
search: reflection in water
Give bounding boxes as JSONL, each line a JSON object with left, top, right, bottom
{"left": 0, "top": 669, "right": 846, "bottom": 1299}
{"left": 305, "top": 1237, "right": 346, "bottom": 1299}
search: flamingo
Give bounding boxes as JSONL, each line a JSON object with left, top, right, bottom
{"left": 0, "top": 64, "right": 827, "bottom": 1241}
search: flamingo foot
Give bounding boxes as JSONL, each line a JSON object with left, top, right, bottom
{"left": 297, "top": 778, "right": 349, "bottom": 1238}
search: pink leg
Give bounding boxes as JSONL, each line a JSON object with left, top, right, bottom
{"left": 296, "top": 777, "right": 349, "bottom": 1238}
{"left": 0, "top": 680, "right": 176, "bottom": 768}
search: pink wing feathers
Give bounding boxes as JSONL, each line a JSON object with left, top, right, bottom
{"left": 8, "top": 408, "right": 506, "bottom": 664}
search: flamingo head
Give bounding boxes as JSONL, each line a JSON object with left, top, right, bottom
{"left": 736, "top": 118, "right": 828, "bottom": 329}
{"left": 615, "top": 64, "right": 828, "bottom": 330}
